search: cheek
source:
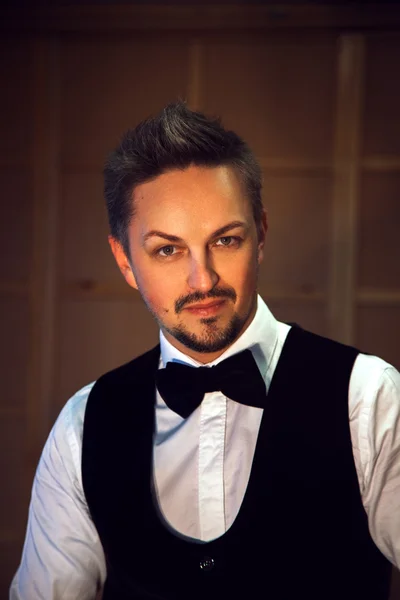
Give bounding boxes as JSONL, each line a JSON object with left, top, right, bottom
{"left": 137, "top": 273, "right": 176, "bottom": 313}
{"left": 227, "top": 252, "right": 258, "bottom": 286}
{"left": 228, "top": 260, "right": 259, "bottom": 307}
{"left": 241, "top": 268, "right": 258, "bottom": 293}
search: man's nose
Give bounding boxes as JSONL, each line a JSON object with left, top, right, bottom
{"left": 187, "top": 254, "right": 219, "bottom": 292}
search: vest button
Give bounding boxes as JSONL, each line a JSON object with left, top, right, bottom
{"left": 199, "top": 556, "right": 215, "bottom": 572}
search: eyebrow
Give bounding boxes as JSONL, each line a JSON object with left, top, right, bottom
{"left": 142, "top": 220, "right": 248, "bottom": 244}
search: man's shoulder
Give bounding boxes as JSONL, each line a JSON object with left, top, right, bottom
{"left": 302, "top": 326, "right": 399, "bottom": 384}
{"left": 93, "top": 344, "right": 161, "bottom": 389}
{"left": 351, "top": 351, "right": 399, "bottom": 398}
{"left": 58, "top": 344, "right": 161, "bottom": 429}
{"left": 54, "top": 381, "right": 96, "bottom": 444}
{"left": 285, "top": 326, "right": 399, "bottom": 389}
{"left": 288, "top": 325, "right": 395, "bottom": 365}
{"left": 282, "top": 325, "right": 359, "bottom": 366}
{"left": 314, "top": 332, "right": 400, "bottom": 414}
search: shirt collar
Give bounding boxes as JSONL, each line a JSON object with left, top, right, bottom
{"left": 159, "top": 294, "right": 278, "bottom": 384}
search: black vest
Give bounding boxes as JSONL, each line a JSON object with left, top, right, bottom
{"left": 82, "top": 327, "right": 392, "bottom": 599}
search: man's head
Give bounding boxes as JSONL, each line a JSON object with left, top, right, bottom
{"left": 105, "top": 102, "right": 267, "bottom": 362}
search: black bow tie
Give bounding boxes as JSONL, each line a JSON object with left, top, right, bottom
{"left": 156, "top": 349, "right": 267, "bottom": 419}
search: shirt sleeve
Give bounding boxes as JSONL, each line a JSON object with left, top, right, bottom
{"left": 355, "top": 360, "right": 400, "bottom": 569}
{"left": 9, "top": 386, "right": 107, "bottom": 600}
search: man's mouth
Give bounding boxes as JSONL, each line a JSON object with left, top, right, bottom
{"left": 183, "top": 299, "right": 226, "bottom": 316}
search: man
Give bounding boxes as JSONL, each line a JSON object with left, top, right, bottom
{"left": 11, "top": 102, "right": 400, "bottom": 599}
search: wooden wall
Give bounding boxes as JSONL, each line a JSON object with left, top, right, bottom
{"left": 1, "top": 5, "right": 400, "bottom": 598}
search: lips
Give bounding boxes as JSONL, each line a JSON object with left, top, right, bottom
{"left": 184, "top": 299, "right": 226, "bottom": 316}
{"left": 187, "top": 300, "right": 224, "bottom": 310}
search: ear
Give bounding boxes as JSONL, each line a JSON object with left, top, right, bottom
{"left": 257, "top": 209, "right": 268, "bottom": 264}
{"left": 108, "top": 236, "right": 138, "bottom": 290}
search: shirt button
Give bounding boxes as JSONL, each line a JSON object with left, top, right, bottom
{"left": 199, "top": 556, "right": 215, "bottom": 572}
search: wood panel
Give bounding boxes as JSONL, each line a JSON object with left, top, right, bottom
{"left": 0, "top": 172, "right": 32, "bottom": 283}
{"left": 391, "top": 571, "right": 400, "bottom": 600}
{"left": 60, "top": 35, "right": 191, "bottom": 168}
{"left": 0, "top": 36, "right": 35, "bottom": 600}
{"left": 27, "top": 37, "right": 60, "bottom": 461}
{"left": 3, "top": 5, "right": 400, "bottom": 33}
{"left": 202, "top": 34, "right": 336, "bottom": 160}
{"left": 0, "top": 540, "right": 25, "bottom": 600}
{"left": 259, "top": 173, "right": 332, "bottom": 296}
{"left": 363, "top": 34, "right": 400, "bottom": 156}
{"left": 60, "top": 173, "right": 118, "bottom": 284}
{"left": 0, "top": 297, "right": 30, "bottom": 414}
{"left": 357, "top": 173, "right": 400, "bottom": 289}
{"left": 328, "top": 35, "right": 364, "bottom": 345}
{"left": 0, "top": 38, "right": 33, "bottom": 166}
{"left": 0, "top": 416, "right": 30, "bottom": 540}
{"left": 356, "top": 307, "right": 400, "bottom": 368}
{"left": 266, "top": 299, "right": 328, "bottom": 337}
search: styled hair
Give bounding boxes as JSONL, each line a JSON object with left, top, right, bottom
{"left": 104, "top": 101, "right": 263, "bottom": 257}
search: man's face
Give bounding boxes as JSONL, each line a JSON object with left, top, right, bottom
{"left": 110, "top": 165, "right": 267, "bottom": 363}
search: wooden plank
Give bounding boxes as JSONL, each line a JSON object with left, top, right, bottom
{"left": 0, "top": 283, "right": 28, "bottom": 295}
{"left": 0, "top": 408, "right": 25, "bottom": 418}
{"left": 2, "top": 5, "right": 400, "bottom": 33}
{"left": 259, "top": 290, "right": 325, "bottom": 303}
{"left": 187, "top": 39, "right": 202, "bottom": 111}
{"left": 27, "top": 37, "right": 60, "bottom": 465}
{"left": 328, "top": 34, "right": 364, "bottom": 344}
{"left": 0, "top": 531, "right": 23, "bottom": 544}
{"left": 361, "top": 156, "right": 400, "bottom": 171}
{"left": 64, "top": 281, "right": 136, "bottom": 301}
{"left": 357, "top": 289, "right": 400, "bottom": 306}
{"left": 259, "top": 158, "right": 332, "bottom": 174}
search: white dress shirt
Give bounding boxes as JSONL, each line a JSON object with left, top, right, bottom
{"left": 10, "top": 296, "right": 400, "bottom": 599}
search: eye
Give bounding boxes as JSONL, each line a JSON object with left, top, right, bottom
{"left": 157, "top": 246, "right": 175, "bottom": 257}
{"left": 215, "top": 236, "right": 241, "bottom": 247}
{"left": 157, "top": 245, "right": 177, "bottom": 257}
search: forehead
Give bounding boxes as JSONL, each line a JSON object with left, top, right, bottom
{"left": 131, "top": 165, "right": 253, "bottom": 236}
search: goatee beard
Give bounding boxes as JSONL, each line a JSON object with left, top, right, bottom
{"left": 166, "top": 313, "right": 245, "bottom": 353}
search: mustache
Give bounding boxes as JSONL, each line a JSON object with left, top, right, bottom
{"left": 175, "top": 287, "right": 237, "bottom": 314}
